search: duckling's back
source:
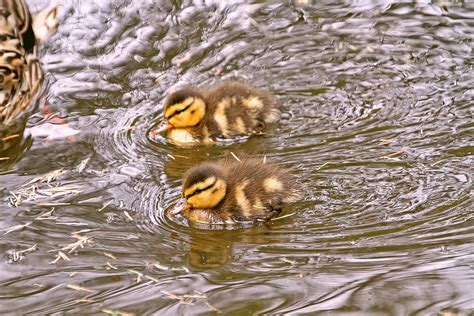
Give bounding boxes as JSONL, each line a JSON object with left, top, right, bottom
{"left": 219, "top": 159, "right": 299, "bottom": 222}
{"left": 202, "top": 81, "right": 279, "bottom": 138}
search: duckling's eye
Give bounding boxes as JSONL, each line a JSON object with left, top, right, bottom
{"left": 185, "top": 187, "right": 204, "bottom": 199}
{"left": 186, "top": 180, "right": 216, "bottom": 198}
{"left": 169, "top": 99, "right": 195, "bottom": 118}
{"left": 175, "top": 106, "right": 189, "bottom": 115}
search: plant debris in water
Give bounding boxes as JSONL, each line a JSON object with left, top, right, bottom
{"left": 8, "top": 169, "right": 82, "bottom": 207}
{"left": 5, "top": 244, "right": 37, "bottom": 263}
{"left": 49, "top": 229, "right": 98, "bottom": 264}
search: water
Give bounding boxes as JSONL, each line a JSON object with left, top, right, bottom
{"left": 1, "top": 0, "right": 473, "bottom": 314}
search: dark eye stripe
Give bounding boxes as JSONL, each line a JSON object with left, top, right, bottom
{"left": 185, "top": 180, "right": 216, "bottom": 198}
{"left": 166, "top": 99, "right": 195, "bottom": 119}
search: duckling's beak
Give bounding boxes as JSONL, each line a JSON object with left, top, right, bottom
{"left": 150, "top": 123, "right": 174, "bottom": 136}
{"left": 170, "top": 198, "right": 193, "bottom": 215}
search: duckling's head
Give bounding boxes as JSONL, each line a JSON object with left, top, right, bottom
{"left": 154, "top": 88, "right": 206, "bottom": 134}
{"left": 181, "top": 165, "right": 227, "bottom": 210}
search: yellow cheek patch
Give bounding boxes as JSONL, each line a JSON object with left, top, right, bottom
{"left": 214, "top": 98, "right": 229, "bottom": 135}
{"left": 164, "top": 97, "right": 195, "bottom": 119}
{"left": 168, "top": 98, "right": 205, "bottom": 128}
{"left": 184, "top": 176, "right": 216, "bottom": 197}
{"left": 263, "top": 176, "right": 283, "bottom": 193}
{"left": 186, "top": 178, "right": 226, "bottom": 209}
{"left": 235, "top": 179, "right": 251, "bottom": 216}
{"left": 243, "top": 96, "right": 263, "bottom": 110}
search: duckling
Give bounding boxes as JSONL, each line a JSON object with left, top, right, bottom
{"left": 169, "top": 158, "right": 300, "bottom": 226}
{"left": 151, "top": 81, "right": 280, "bottom": 143}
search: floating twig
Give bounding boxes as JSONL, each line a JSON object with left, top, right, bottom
{"left": 230, "top": 152, "right": 241, "bottom": 162}
{"left": 8, "top": 244, "right": 38, "bottom": 262}
{"left": 160, "top": 290, "right": 184, "bottom": 301}
{"left": 153, "top": 263, "right": 169, "bottom": 271}
{"left": 270, "top": 212, "right": 296, "bottom": 222}
{"left": 379, "top": 138, "right": 396, "bottom": 143}
{"left": 379, "top": 151, "right": 404, "bottom": 159}
{"left": 98, "top": 200, "right": 113, "bottom": 212}
{"left": 3, "top": 222, "right": 32, "bottom": 235}
{"left": 67, "top": 284, "right": 95, "bottom": 293}
{"left": 62, "top": 233, "right": 90, "bottom": 253}
{"left": 35, "top": 202, "right": 71, "bottom": 207}
{"left": 127, "top": 269, "right": 143, "bottom": 283}
{"left": 144, "top": 275, "right": 161, "bottom": 283}
{"left": 123, "top": 211, "right": 133, "bottom": 221}
{"left": 75, "top": 157, "right": 91, "bottom": 173}
{"left": 317, "top": 162, "right": 329, "bottom": 170}
{"left": 49, "top": 230, "right": 93, "bottom": 264}
{"left": 172, "top": 266, "right": 190, "bottom": 273}
{"left": 102, "top": 309, "right": 134, "bottom": 316}
{"left": 58, "top": 251, "right": 71, "bottom": 261}
{"left": 104, "top": 252, "right": 116, "bottom": 260}
{"left": 28, "top": 169, "right": 67, "bottom": 184}
{"left": 106, "top": 262, "right": 118, "bottom": 270}
{"left": 35, "top": 209, "right": 56, "bottom": 221}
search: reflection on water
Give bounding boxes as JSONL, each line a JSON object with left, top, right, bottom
{"left": 1, "top": 0, "right": 473, "bottom": 314}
